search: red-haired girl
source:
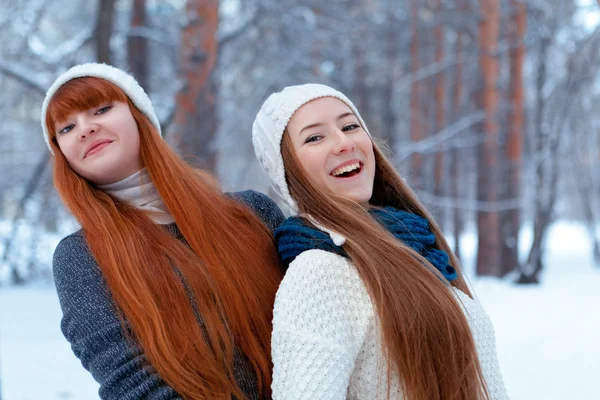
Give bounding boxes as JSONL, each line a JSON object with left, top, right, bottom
{"left": 42, "top": 63, "right": 284, "bottom": 399}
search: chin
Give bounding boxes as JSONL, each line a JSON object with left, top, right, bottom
{"left": 342, "top": 193, "right": 372, "bottom": 205}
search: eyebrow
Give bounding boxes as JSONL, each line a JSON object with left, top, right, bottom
{"left": 298, "top": 112, "right": 355, "bottom": 135}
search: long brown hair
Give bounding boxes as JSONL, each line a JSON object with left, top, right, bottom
{"left": 46, "top": 77, "right": 283, "bottom": 399}
{"left": 281, "top": 132, "right": 490, "bottom": 400}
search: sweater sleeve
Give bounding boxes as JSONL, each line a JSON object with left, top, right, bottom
{"left": 271, "top": 249, "right": 373, "bottom": 400}
{"left": 52, "top": 233, "right": 182, "bottom": 400}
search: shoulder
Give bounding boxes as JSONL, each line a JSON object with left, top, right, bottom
{"left": 52, "top": 230, "right": 105, "bottom": 294}
{"left": 283, "top": 249, "right": 362, "bottom": 290}
{"left": 53, "top": 230, "right": 90, "bottom": 269}
{"left": 226, "top": 190, "right": 285, "bottom": 232}
{"left": 273, "top": 249, "right": 373, "bottom": 347}
{"left": 277, "top": 249, "right": 371, "bottom": 317}
{"left": 275, "top": 216, "right": 344, "bottom": 268}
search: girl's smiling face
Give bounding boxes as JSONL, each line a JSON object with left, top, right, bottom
{"left": 53, "top": 100, "right": 142, "bottom": 185}
{"left": 285, "top": 97, "right": 375, "bottom": 206}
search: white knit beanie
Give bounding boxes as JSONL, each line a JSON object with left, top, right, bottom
{"left": 252, "top": 83, "right": 370, "bottom": 245}
{"left": 40, "top": 63, "right": 161, "bottom": 152}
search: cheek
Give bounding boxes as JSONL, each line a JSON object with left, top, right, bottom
{"left": 56, "top": 138, "right": 78, "bottom": 164}
{"left": 120, "top": 122, "right": 141, "bottom": 151}
{"left": 356, "top": 134, "right": 372, "bottom": 151}
{"left": 359, "top": 139, "right": 375, "bottom": 166}
{"left": 127, "top": 131, "right": 141, "bottom": 151}
{"left": 295, "top": 148, "right": 330, "bottom": 189}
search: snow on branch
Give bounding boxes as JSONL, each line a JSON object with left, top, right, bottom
{"left": 218, "top": 4, "right": 263, "bottom": 47}
{"left": 28, "top": 27, "right": 94, "bottom": 65}
{"left": 413, "top": 189, "right": 522, "bottom": 212}
{"left": 126, "top": 26, "right": 176, "bottom": 47}
{"left": 396, "top": 39, "right": 514, "bottom": 92}
{"left": 396, "top": 111, "right": 486, "bottom": 161}
{"left": 0, "top": 59, "right": 47, "bottom": 94}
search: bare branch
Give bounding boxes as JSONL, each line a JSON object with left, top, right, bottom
{"left": 397, "top": 111, "right": 486, "bottom": 161}
{"left": 0, "top": 59, "right": 47, "bottom": 94}
{"left": 126, "top": 26, "right": 176, "bottom": 47}
{"left": 218, "top": 5, "right": 262, "bottom": 47}
{"left": 414, "top": 189, "right": 522, "bottom": 212}
{"left": 28, "top": 27, "right": 95, "bottom": 65}
{"left": 397, "top": 38, "right": 515, "bottom": 92}
{"left": 0, "top": 2, "right": 22, "bottom": 28}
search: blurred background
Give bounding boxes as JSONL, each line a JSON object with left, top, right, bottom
{"left": 0, "top": 0, "right": 599, "bottom": 398}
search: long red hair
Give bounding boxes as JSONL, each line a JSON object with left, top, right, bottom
{"left": 46, "top": 77, "right": 283, "bottom": 399}
{"left": 282, "top": 132, "right": 490, "bottom": 400}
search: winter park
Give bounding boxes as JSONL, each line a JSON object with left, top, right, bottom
{"left": 1, "top": 0, "right": 600, "bottom": 399}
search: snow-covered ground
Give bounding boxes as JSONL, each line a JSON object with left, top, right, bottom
{"left": 0, "top": 221, "right": 599, "bottom": 399}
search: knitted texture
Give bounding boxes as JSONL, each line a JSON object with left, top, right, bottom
{"left": 252, "top": 83, "right": 370, "bottom": 216}
{"left": 52, "top": 190, "right": 284, "bottom": 399}
{"left": 275, "top": 207, "right": 458, "bottom": 281}
{"left": 41, "top": 63, "right": 161, "bottom": 151}
{"left": 271, "top": 249, "right": 510, "bottom": 400}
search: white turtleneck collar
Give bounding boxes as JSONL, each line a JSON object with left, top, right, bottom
{"left": 97, "top": 169, "right": 174, "bottom": 225}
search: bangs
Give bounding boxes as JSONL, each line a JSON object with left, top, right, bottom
{"left": 46, "top": 77, "right": 129, "bottom": 137}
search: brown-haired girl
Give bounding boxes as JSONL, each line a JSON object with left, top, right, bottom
{"left": 252, "top": 84, "right": 509, "bottom": 399}
{"left": 41, "top": 63, "right": 284, "bottom": 399}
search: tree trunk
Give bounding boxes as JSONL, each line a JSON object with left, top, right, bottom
{"left": 450, "top": 1, "right": 466, "bottom": 261}
{"left": 574, "top": 160, "right": 600, "bottom": 266}
{"left": 421, "top": 29, "right": 435, "bottom": 196}
{"left": 518, "top": 36, "right": 549, "bottom": 283}
{"left": 476, "top": 0, "right": 501, "bottom": 276}
{"left": 353, "top": 41, "right": 370, "bottom": 134}
{"left": 95, "top": 0, "right": 117, "bottom": 64}
{"left": 517, "top": 211, "right": 549, "bottom": 284}
{"left": 434, "top": 0, "right": 446, "bottom": 197}
{"left": 409, "top": 2, "right": 423, "bottom": 189}
{"left": 383, "top": 2, "right": 399, "bottom": 154}
{"left": 500, "top": 0, "right": 526, "bottom": 275}
{"left": 127, "top": 0, "right": 148, "bottom": 90}
{"left": 169, "top": 0, "right": 219, "bottom": 171}
{"left": 519, "top": 28, "right": 600, "bottom": 281}
{"left": 517, "top": 28, "right": 600, "bottom": 281}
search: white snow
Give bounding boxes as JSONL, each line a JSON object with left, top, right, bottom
{"left": 0, "top": 221, "right": 598, "bottom": 399}
{"left": 0, "top": 284, "right": 99, "bottom": 399}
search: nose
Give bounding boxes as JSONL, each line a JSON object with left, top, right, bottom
{"left": 332, "top": 129, "right": 356, "bottom": 154}
{"left": 78, "top": 118, "right": 99, "bottom": 141}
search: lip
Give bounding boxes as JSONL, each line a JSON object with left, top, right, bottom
{"left": 329, "top": 159, "right": 364, "bottom": 176}
{"left": 84, "top": 139, "right": 113, "bottom": 158}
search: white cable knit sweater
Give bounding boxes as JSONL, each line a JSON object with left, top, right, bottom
{"left": 271, "top": 249, "right": 509, "bottom": 400}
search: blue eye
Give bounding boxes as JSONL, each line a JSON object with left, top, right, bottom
{"left": 342, "top": 123, "right": 360, "bottom": 132}
{"left": 96, "top": 105, "right": 112, "bottom": 115}
{"left": 305, "top": 135, "right": 323, "bottom": 144}
{"left": 58, "top": 124, "right": 74, "bottom": 134}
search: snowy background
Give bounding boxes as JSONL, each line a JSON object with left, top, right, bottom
{"left": 1, "top": 221, "right": 598, "bottom": 400}
{"left": 2, "top": 0, "right": 600, "bottom": 398}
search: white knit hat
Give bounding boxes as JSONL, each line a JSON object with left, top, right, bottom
{"left": 252, "top": 83, "right": 370, "bottom": 245}
{"left": 40, "top": 63, "right": 161, "bottom": 151}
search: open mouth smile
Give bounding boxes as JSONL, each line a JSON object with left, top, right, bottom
{"left": 330, "top": 162, "right": 363, "bottom": 178}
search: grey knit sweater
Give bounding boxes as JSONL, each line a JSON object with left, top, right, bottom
{"left": 53, "top": 190, "right": 285, "bottom": 400}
